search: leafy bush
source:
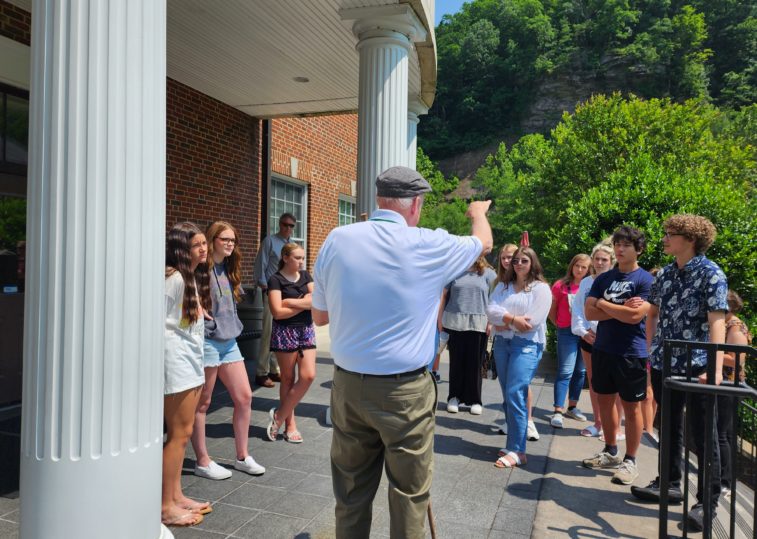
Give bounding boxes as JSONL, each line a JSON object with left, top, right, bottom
{"left": 0, "top": 197, "right": 26, "bottom": 251}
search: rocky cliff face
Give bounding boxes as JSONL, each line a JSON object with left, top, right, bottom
{"left": 437, "top": 54, "right": 641, "bottom": 195}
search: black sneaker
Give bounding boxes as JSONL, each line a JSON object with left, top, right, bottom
{"left": 630, "top": 478, "right": 683, "bottom": 504}
{"left": 687, "top": 504, "right": 716, "bottom": 532}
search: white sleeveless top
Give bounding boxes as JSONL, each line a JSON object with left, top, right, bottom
{"left": 164, "top": 271, "right": 205, "bottom": 395}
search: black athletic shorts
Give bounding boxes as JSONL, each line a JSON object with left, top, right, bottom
{"left": 591, "top": 348, "right": 647, "bottom": 402}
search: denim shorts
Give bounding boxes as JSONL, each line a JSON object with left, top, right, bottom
{"left": 203, "top": 338, "right": 244, "bottom": 368}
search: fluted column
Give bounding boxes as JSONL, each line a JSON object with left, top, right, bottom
{"left": 341, "top": 5, "right": 427, "bottom": 217}
{"left": 407, "top": 97, "right": 428, "bottom": 170}
{"left": 21, "top": 1, "right": 168, "bottom": 538}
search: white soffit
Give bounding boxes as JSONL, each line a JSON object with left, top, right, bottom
{"left": 7, "top": 0, "right": 426, "bottom": 118}
{"left": 167, "top": 0, "right": 423, "bottom": 118}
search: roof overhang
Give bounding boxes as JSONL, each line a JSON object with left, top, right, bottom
{"left": 7, "top": 0, "right": 436, "bottom": 118}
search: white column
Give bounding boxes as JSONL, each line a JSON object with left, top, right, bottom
{"left": 21, "top": 1, "right": 169, "bottom": 538}
{"left": 341, "top": 5, "right": 427, "bottom": 217}
{"left": 407, "top": 97, "right": 428, "bottom": 170}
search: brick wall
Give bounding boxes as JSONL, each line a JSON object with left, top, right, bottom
{"left": 0, "top": 0, "right": 360, "bottom": 278}
{"left": 271, "top": 114, "right": 358, "bottom": 269}
{"left": 166, "top": 78, "right": 263, "bottom": 283}
{"left": 0, "top": 0, "right": 31, "bottom": 46}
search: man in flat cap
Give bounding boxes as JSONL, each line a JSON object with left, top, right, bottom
{"left": 312, "top": 166, "right": 493, "bottom": 538}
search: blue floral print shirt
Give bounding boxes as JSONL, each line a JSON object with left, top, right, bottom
{"left": 649, "top": 255, "right": 728, "bottom": 372}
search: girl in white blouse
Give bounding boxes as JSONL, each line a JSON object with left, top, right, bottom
{"left": 486, "top": 247, "right": 551, "bottom": 468}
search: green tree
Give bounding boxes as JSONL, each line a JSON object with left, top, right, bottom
{"left": 416, "top": 148, "right": 469, "bottom": 234}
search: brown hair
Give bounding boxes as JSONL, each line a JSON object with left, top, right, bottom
{"left": 165, "top": 222, "right": 211, "bottom": 324}
{"left": 502, "top": 247, "right": 547, "bottom": 289}
{"left": 472, "top": 254, "right": 493, "bottom": 275}
{"left": 205, "top": 221, "right": 243, "bottom": 303}
{"left": 663, "top": 214, "right": 717, "bottom": 254}
{"left": 278, "top": 242, "right": 304, "bottom": 271}
{"left": 727, "top": 289, "right": 744, "bottom": 314}
{"left": 496, "top": 243, "right": 519, "bottom": 284}
{"left": 560, "top": 253, "right": 591, "bottom": 285}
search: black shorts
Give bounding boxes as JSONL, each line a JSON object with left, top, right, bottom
{"left": 591, "top": 348, "right": 647, "bottom": 402}
{"left": 579, "top": 339, "right": 593, "bottom": 353}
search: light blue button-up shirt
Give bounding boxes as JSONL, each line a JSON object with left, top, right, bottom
{"left": 312, "top": 209, "right": 482, "bottom": 375}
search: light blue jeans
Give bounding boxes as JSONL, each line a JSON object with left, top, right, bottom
{"left": 553, "top": 327, "right": 585, "bottom": 409}
{"left": 494, "top": 335, "right": 543, "bottom": 453}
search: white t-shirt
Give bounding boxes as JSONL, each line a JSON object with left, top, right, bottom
{"left": 164, "top": 271, "right": 205, "bottom": 395}
{"left": 312, "top": 209, "right": 482, "bottom": 375}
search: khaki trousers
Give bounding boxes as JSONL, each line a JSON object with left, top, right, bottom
{"left": 256, "top": 293, "right": 279, "bottom": 376}
{"left": 330, "top": 367, "right": 436, "bottom": 539}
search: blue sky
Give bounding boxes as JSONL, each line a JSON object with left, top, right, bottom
{"left": 435, "top": 0, "right": 467, "bottom": 26}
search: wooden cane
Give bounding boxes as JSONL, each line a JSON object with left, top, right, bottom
{"left": 427, "top": 499, "right": 437, "bottom": 539}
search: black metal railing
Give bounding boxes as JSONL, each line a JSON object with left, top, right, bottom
{"left": 659, "top": 339, "right": 757, "bottom": 539}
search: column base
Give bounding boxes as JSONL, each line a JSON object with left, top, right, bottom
{"left": 160, "top": 524, "right": 175, "bottom": 539}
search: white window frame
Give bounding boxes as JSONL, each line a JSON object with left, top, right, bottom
{"left": 268, "top": 174, "right": 308, "bottom": 256}
{"left": 338, "top": 195, "right": 356, "bottom": 227}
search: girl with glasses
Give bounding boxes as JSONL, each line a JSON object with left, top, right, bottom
{"left": 191, "top": 221, "right": 266, "bottom": 481}
{"left": 487, "top": 247, "right": 551, "bottom": 468}
{"left": 265, "top": 243, "right": 317, "bottom": 443}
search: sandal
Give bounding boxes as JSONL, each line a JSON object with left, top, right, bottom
{"left": 283, "top": 430, "right": 303, "bottom": 444}
{"left": 182, "top": 501, "right": 212, "bottom": 515}
{"left": 266, "top": 408, "right": 281, "bottom": 441}
{"left": 580, "top": 425, "right": 602, "bottom": 437}
{"left": 162, "top": 512, "right": 204, "bottom": 527}
{"left": 494, "top": 451, "right": 526, "bottom": 469}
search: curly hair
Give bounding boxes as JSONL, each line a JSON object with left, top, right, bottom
{"left": 205, "top": 221, "right": 243, "bottom": 303}
{"left": 663, "top": 214, "right": 717, "bottom": 254}
{"left": 166, "top": 222, "right": 211, "bottom": 324}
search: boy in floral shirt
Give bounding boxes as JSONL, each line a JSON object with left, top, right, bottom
{"left": 631, "top": 214, "right": 728, "bottom": 532}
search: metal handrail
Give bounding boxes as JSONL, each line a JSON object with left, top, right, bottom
{"left": 659, "top": 339, "right": 757, "bottom": 539}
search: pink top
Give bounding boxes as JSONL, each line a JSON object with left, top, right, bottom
{"left": 551, "top": 280, "right": 580, "bottom": 329}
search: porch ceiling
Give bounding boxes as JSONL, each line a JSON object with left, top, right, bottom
{"left": 9, "top": 0, "right": 436, "bottom": 118}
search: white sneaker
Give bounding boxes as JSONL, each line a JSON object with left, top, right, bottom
{"left": 470, "top": 404, "right": 483, "bottom": 415}
{"left": 234, "top": 455, "right": 265, "bottom": 476}
{"left": 447, "top": 397, "right": 459, "bottom": 413}
{"left": 564, "top": 407, "right": 588, "bottom": 421}
{"left": 194, "top": 460, "right": 232, "bottom": 480}
{"left": 527, "top": 420, "right": 540, "bottom": 441}
{"left": 550, "top": 413, "right": 564, "bottom": 428}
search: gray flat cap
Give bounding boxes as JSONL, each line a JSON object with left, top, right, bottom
{"left": 376, "top": 166, "right": 432, "bottom": 198}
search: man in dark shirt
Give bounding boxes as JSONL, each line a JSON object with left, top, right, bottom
{"left": 581, "top": 226, "right": 653, "bottom": 488}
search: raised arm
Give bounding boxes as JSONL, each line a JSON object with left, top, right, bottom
{"left": 466, "top": 200, "right": 493, "bottom": 255}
